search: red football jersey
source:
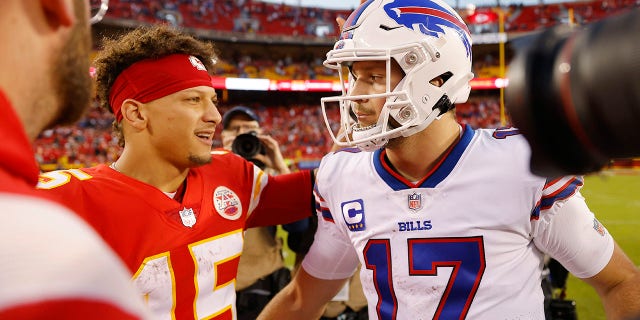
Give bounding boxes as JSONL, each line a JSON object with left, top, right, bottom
{"left": 37, "top": 150, "right": 312, "bottom": 320}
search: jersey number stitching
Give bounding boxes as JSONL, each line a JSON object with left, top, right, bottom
{"left": 364, "top": 236, "right": 486, "bottom": 320}
{"left": 132, "top": 231, "right": 242, "bottom": 320}
{"left": 37, "top": 169, "right": 92, "bottom": 189}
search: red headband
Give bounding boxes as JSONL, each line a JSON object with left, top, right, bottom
{"left": 108, "top": 54, "right": 213, "bottom": 121}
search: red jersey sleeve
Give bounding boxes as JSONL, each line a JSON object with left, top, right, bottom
{"left": 245, "top": 169, "right": 314, "bottom": 228}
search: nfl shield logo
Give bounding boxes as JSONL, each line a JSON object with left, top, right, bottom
{"left": 593, "top": 218, "right": 606, "bottom": 236}
{"left": 408, "top": 192, "right": 422, "bottom": 211}
{"left": 179, "top": 207, "right": 196, "bottom": 228}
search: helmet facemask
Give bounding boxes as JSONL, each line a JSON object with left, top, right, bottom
{"left": 322, "top": 46, "right": 418, "bottom": 151}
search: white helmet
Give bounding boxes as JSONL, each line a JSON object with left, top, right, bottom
{"left": 321, "top": 0, "right": 474, "bottom": 151}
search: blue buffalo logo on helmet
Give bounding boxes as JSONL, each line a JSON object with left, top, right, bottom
{"left": 383, "top": 0, "right": 472, "bottom": 59}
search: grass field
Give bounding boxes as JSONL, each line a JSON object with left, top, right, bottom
{"left": 566, "top": 172, "right": 640, "bottom": 320}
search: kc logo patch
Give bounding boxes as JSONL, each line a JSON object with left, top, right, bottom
{"left": 213, "top": 186, "right": 242, "bottom": 220}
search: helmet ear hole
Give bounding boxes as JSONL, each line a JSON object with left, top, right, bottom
{"left": 430, "top": 72, "right": 453, "bottom": 87}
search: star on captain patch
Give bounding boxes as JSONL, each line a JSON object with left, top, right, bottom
{"left": 408, "top": 192, "right": 423, "bottom": 211}
{"left": 179, "top": 207, "right": 196, "bottom": 228}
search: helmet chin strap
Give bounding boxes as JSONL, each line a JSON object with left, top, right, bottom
{"left": 434, "top": 94, "right": 454, "bottom": 116}
{"left": 399, "top": 94, "right": 453, "bottom": 138}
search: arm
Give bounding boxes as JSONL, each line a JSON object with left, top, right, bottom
{"left": 532, "top": 183, "right": 640, "bottom": 319}
{"left": 258, "top": 267, "right": 348, "bottom": 319}
{"left": 581, "top": 243, "right": 640, "bottom": 320}
{"left": 255, "top": 134, "right": 290, "bottom": 174}
{"left": 246, "top": 170, "right": 314, "bottom": 227}
{"left": 260, "top": 180, "right": 360, "bottom": 319}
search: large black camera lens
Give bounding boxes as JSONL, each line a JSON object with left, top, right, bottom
{"left": 506, "top": 9, "right": 640, "bottom": 176}
{"left": 231, "top": 131, "right": 265, "bottom": 159}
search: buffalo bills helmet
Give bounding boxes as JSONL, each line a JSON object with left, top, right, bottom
{"left": 321, "top": 0, "right": 474, "bottom": 151}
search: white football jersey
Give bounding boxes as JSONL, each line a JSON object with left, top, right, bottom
{"left": 304, "top": 125, "right": 613, "bottom": 320}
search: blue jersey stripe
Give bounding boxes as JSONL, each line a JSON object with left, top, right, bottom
{"left": 540, "top": 177, "right": 583, "bottom": 210}
{"left": 374, "top": 124, "right": 475, "bottom": 191}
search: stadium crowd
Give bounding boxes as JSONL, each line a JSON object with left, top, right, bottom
{"left": 102, "top": 0, "right": 638, "bottom": 36}
{"left": 34, "top": 97, "right": 504, "bottom": 171}
{"left": 208, "top": 52, "right": 503, "bottom": 81}
{"left": 103, "top": 0, "right": 352, "bottom": 37}
{"left": 44, "top": 0, "right": 635, "bottom": 172}
{"left": 96, "top": 0, "right": 638, "bottom": 83}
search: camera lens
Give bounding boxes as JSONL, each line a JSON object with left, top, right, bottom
{"left": 506, "top": 9, "right": 640, "bottom": 176}
{"left": 232, "top": 132, "right": 264, "bottom": 159}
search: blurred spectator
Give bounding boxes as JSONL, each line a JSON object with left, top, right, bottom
{"left": 103, "top": 0, "right": 638, "bottom": 37}
{"left": 219, "top": 106, "right": 304, "bottom": 320}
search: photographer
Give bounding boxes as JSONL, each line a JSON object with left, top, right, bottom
{"left": 221, "top": 106, "right": 303, "bottom": 319}
{"left": 221, "top": 106, "right": 289, "bottom": 174}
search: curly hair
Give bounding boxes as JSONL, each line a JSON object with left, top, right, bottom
{"left": 93, "top": 25, "right": 219, "bottom": 147}
{"left": 94, "top": 25, "right": 218, "bottom": 114}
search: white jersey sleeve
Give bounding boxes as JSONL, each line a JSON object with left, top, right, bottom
{"left": 301, "top": 156, "right": 360, "bottom": 280}
{"left": 301, "top": 214, "right": 360, "bottom": 279}
{"left": 532, "top": 181, "right": 614, "bottom": 279}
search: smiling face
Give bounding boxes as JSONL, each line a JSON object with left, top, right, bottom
{"left": 143, "top": 86, "right": 221, "bottom": 167}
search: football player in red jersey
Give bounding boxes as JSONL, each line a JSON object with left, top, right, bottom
{"left": 0, "top": 0, "right": 149, "bottom": 319}
{"left": 37, "top": 25, "right": 314, "bottom": 320}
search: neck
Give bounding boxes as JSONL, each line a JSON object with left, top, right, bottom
{"left": 385, "top": 118, "right": 461, "bottom": 182}
{"left": 1, "top": 73, "right": 49, "bottom": 143}
{"left": 112, "top": 149, "right": 190, "bottom": 193}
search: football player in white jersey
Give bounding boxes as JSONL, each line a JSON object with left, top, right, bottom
{"left": 258, "top": 0, "right": 640, "bottom": 319}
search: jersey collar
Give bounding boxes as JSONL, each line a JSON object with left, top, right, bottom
{"left": 373, "top": 124, "right": 475, "bottom": 190}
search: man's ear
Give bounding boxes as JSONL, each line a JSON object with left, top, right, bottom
{"left": 40, "top": 0, "right": 75, "bottom": 29}
{"left": 121, "top": 99, "right": 147, "bottom": 130}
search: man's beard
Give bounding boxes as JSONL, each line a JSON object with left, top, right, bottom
{"left": 48, "top": 0, "right": 92, "bottom": 128}
{"left": 188, "top": 153, "right": 213, "bottom": 167}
